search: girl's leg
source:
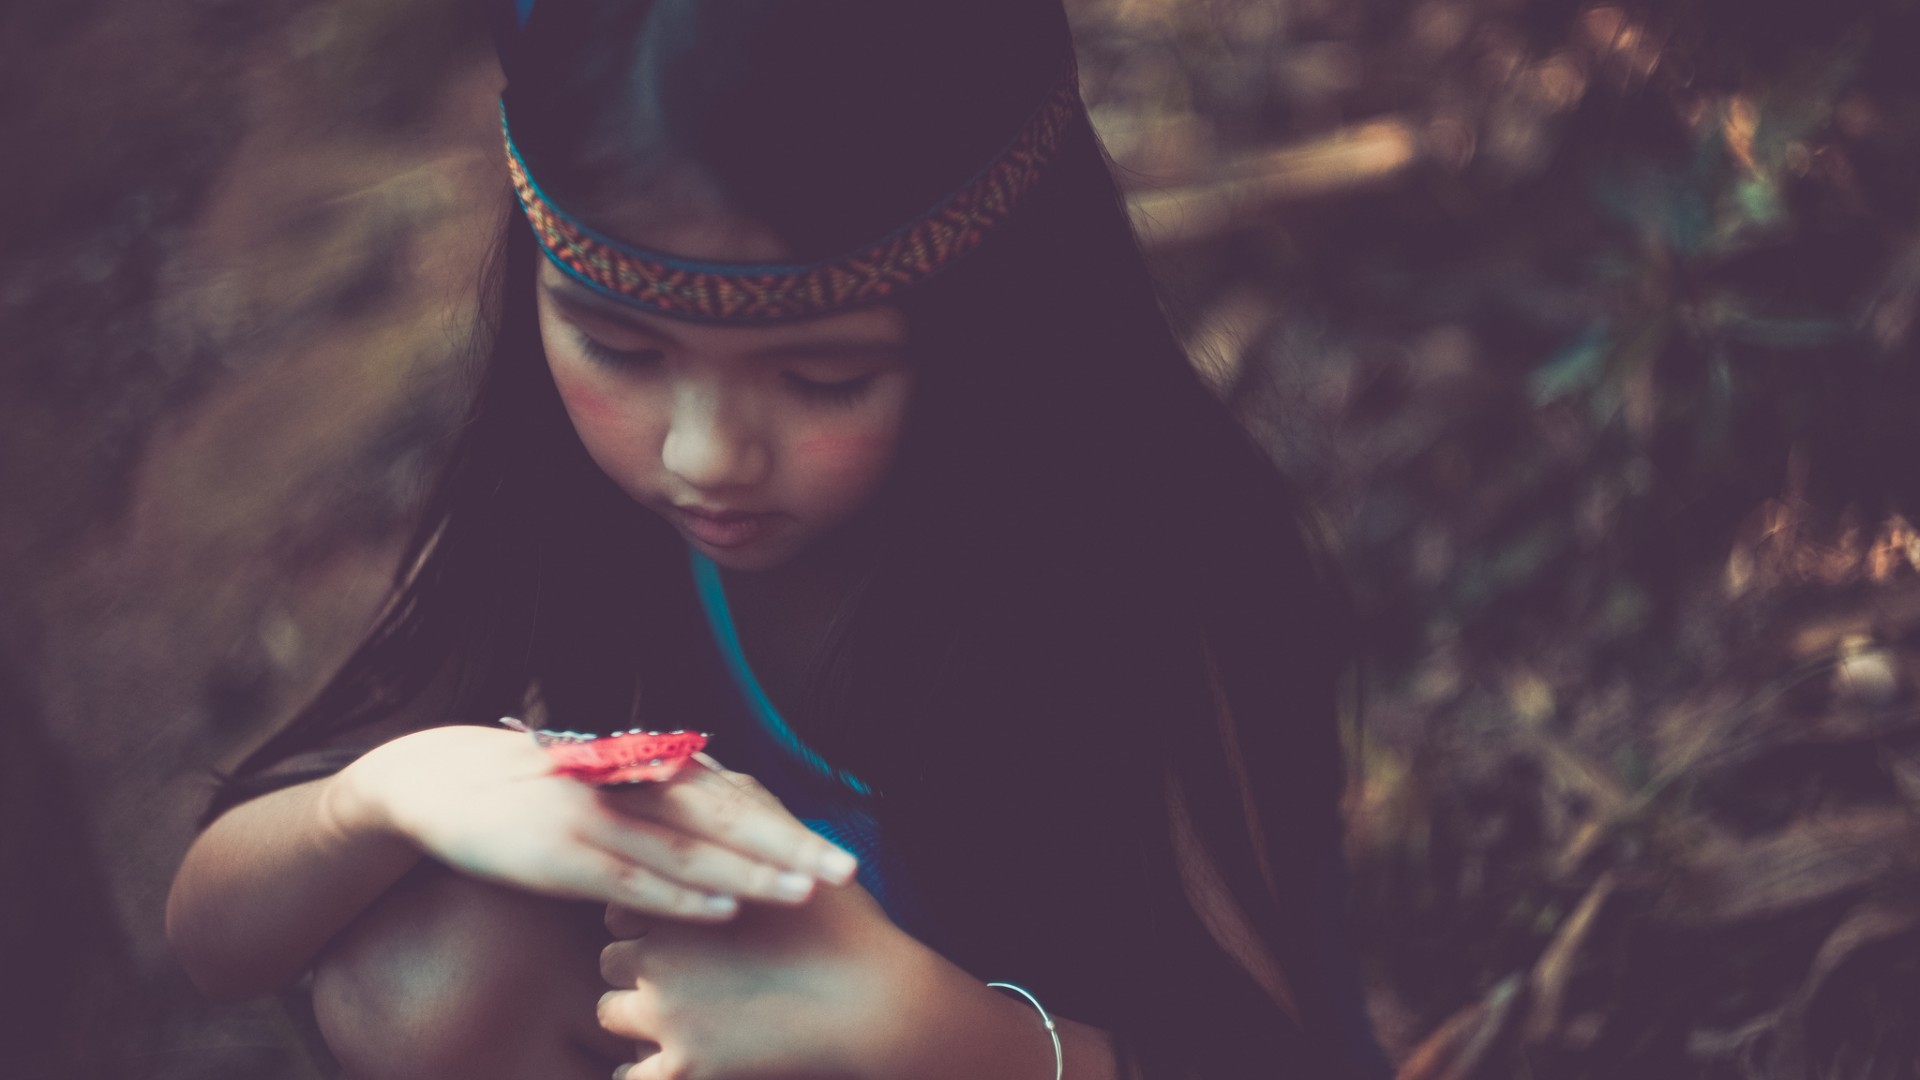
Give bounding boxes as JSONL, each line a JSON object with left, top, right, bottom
{"left": 311, "top": 862, "right": 636, "bottom": 1080}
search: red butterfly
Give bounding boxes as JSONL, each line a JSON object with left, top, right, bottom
{"left": 501, "top": 718, "right": 709, "bottom": 786}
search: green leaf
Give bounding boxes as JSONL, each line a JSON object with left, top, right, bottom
{"left": 1732, "top": 175, "right": 1784, "bottom": 231}
{"left": 1531, "top": 325, "right": 1611, "bottom": 405}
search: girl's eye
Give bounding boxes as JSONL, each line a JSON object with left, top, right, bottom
{"left": 784, "top": 372, "right": 876, "bottom": 407}
{"left": 576, "top": 332, "right": 664, "bottom": 371}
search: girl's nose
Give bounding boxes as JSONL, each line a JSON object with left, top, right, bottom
{"left": 660, "top": 387, "right": 770, "bottom": 492}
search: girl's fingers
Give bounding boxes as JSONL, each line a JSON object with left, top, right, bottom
{"left": 602, "top": 764, "right": 857, "bottom": 884}
{"left": 547, "top": 847, "right": 739, "bottom": 921}
{"left": 614, "top": 1048, "right": 683, "bottom": 1080}
{"left": 692, "top": 752, "right": 782, "bottom": 809}
{"left": 580, "top": 811, "right": 817, "bottom": 905}
{"left": 600, "top": 936, "right": 646, "bottom": 987}
{"left": 598, "top": 985, "right": 663, "bottom": 1042}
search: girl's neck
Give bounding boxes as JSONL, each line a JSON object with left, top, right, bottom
{"left": 715, "top": 509, "right": 883, "bottom": 609}
{"left": 710, "top": 510, "right": 887, "bottom": 711}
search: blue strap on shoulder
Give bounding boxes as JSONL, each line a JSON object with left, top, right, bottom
{"left": 688, "top": 549, "right": 875, "bottom": 796}
{"left": 685, "top": 549, "right": 917, "bottom": 925}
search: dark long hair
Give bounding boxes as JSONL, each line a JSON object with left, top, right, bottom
{"left": 218, "top": 2, "right": 1376, "bottom": 1075}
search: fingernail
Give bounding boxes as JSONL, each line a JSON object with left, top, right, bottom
{"left": 773, "top": 871, "right": 814, "bottom": 901}
{"left": 818, "top": 847, "right": 857, "bottom": 884}
{"left": 701, "top": 894, "right": 739, "bottom": 916}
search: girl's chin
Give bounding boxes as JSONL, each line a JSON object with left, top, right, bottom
{"left": 690, "top": 541, "right": 789, "bottom": 572}
{"left": 680, "top": 528, "right": 808, "bottom": 572}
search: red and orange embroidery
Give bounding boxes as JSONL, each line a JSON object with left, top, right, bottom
{"left": 503, "top": 67, "right": 1080, "bottom": 323}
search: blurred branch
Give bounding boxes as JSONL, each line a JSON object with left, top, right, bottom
{"left": 1393, "top": 974, "right": 1525, "bottom": 1080}
{"left": 1128, "top": 118, "right": 1420, "bottom": 248}
{"left": 1657, "top": 809, "right": 1918, "bottom": 925}
{"left": 1523, "top": 871, "right": 1616, "bottom": 1044}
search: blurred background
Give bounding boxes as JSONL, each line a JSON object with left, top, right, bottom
{"left": 5, "top": 0, "right": 1918, "bottom": 1077}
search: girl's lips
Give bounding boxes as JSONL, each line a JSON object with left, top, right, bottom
{"left": 670, "top": 506, "right": 782, "bottom": 549}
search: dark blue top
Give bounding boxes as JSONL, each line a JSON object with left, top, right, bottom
{"left": 687, "top": 550, "right": 918, "bottom": 928}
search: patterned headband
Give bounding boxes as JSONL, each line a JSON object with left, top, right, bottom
{"left": 503, "top": 65, "right": 1081, "bottom": 324}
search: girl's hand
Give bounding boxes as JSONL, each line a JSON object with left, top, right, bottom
{"left": 333, "top": 725, "right": 856, "bottom": 920}
{"left": 597, "top": 878, "right": 937, "bottom": 1080}
{"left": 600, "top": 858, "right": 1120, "bottom": 1080}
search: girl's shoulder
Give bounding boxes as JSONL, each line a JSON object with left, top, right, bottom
{"left": 205, "top": 660, "right": 472, "bottom": 822}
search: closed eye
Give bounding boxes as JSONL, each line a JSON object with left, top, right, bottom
{"left": 783, "top": 372, "right": 875, "bottom": 407}
{"left": 574, "top": 330, "right": 664, "bottom": 371}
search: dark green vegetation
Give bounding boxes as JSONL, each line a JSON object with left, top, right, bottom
{"left": 3, "top": 1, "right": 1917, "bottom": 1077}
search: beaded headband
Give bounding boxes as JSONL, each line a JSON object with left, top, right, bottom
{"left": 502, "top": 66, "right": 1081, "bottom": 324}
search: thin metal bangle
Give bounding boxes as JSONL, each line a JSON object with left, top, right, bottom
{"left": 987, "top": 981, "right": 1064, "bottom": 1080}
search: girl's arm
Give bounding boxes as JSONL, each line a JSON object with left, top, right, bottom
{"left": 597, "top": 865, "right": 1135, "bottom": 1080}
{"left": 167, "top": 726, "right": 859, "bottom": 1001}
{"left": 592, "top": 763, "right": 1130, "bottom": 1080}
{"left": 872, "top": 949, "right": 1132, "bottom": 1080}
{"left": 165, "top": 766, "right": 421, "bottom": 1000}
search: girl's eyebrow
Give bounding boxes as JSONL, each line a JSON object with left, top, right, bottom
{"left": 546, "top": 279, "right": 906, "bottom": 362}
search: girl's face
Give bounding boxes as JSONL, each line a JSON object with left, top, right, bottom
{"left": 536, "top": 258, "right": 913, "bottom": 573}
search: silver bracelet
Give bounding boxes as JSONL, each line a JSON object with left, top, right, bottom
{"left": 987, "top": 981, "right": 1064, "bottom": 1080}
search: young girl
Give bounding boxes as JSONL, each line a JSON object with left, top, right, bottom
{"left": 167, "top": 1, "right": 1390, "bottom": 1077}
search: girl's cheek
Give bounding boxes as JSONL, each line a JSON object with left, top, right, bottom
{"left": 550, "top": 365, "right": 622, "bottom": 427}
{"left": 795, "top": 433, "right": 897, "bottom": 477}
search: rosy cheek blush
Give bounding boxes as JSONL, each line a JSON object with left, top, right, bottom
{"left": 795, "top": 433, "right": 896, "bottom": 478}
{"left": 551, "top": 369, "right": 623, "bottom": 425}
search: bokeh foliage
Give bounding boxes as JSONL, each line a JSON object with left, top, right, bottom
{"left": 1073, "top": 0, "right": 1920, "bottom": 1075}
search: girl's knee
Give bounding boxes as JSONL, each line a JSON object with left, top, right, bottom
{"left": 312, "top": 864, "right": 620, "bottom": 1080}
